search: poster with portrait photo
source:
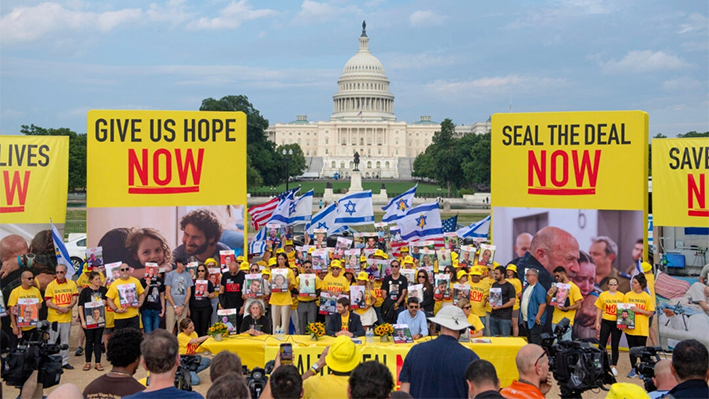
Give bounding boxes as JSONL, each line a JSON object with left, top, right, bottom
{"left": 550, "top": 283, "right": 570, "bottom": 307}
{"left": 362, "top": 233, "right": 379, "bottom": 250}
{"left": 419, "top": 249, "right": 436, "bottom": 268}
{"left": 187, "top": 262, "right": 198, "bottom": 280}
{"left": 453, "top": 284, "right": 471, "bottom": 306}
{"left": 194, "top": 279, "right": 208, "bottom": 299}
{"left": 459, "top": 246, "right": 476, "bottom": 269}
{"left": 145, "top": 262, "right": 159, "bottom": 281}
{"left": 616, "top": 303, "right": 635, "bottom": 330}
{"left": 407, "top": 284, "right": 423, "bottom": 302}
{"left": 335, "top": 237, "right": 352, "bottom": 258}
{"left": 444, "top": 232, "right": 459, "bottom": 252}
{"left": 118, "top": 283, "right": 138, "bottom": 307}
{"left": 393, "top": 324, "right": 414, "bottom": 344}
{"left": 84, "top": 301, "right": 106, "bottom": 329}
{"left": 265, "top": 223, "right": 283, "bottom": 251}
{"left": 489, "top": 287, "right": 502, "bottom": 307}
{"left": 478, "top": 244, "right": 495, "bottom": 267}
{"left": 374, "top": 222, "right": 389, "bottom": 243}
{"left": 400, "top": 269, "right": 416, "bottom": 287}
{"left": 220, "top": 250, "right": 236, "bottom": 273}
{"left": 299, "top": 274, "right": 317, "bottom": 298}
{"left": 244, "top": 274, "right": 263, "bottom": 298}
{"left": 270, "top": 269, "right": 289, "bottom": 293}
{"left": 311, "top": 249, "right": 329, "bottom": 272}
{"left": 208, "top": 268, "right": 221, "bottom": 289}
{"left": 218, "top": 308, "right": 238, "bottom": 334}
{"left": 349, "top": 285, "right": 366, "bottom": 309}
{"left": 319, "top": 292, "right": 343, "bottom": 315}
{"left": 85, "top": 246, "right": 104, "bottom": 268}
{"left": 344, "top": 249, "right": 361, "bottom": 272}
{"left": 313, "top": 228, "right": 328, "bottom": 249}
{"left": 17, "top": 298, "right": 39, "bottom": 328}
{"left": 105, "top": 262, "right": 122, "bottom": 286}
{"left": 437, "top": 249, "right": 452, "bottom": 268}
{"left": 374, "top": 259, "right": 391, "bottom": 279}
{"left": 434, "top": 274, "right": 450, "bottom": 300}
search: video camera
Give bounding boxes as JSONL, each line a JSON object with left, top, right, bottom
{"left": 175, "top": 354, "right": 203, "bottom": 391}
{"left": 540, "top": 318, "right": 616, "bottom": 399}
{"left": 630, "top": 346, "right": 662, "bottom": 392}
{"left": 1, "top": 321, "right": 66, "bottom": 389}
{"left": 244, "top": 360, "right": 274, "bottom": 399}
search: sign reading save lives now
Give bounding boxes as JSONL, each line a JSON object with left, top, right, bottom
{"left": 87, "top": 110, "right": 247, "bottom": 208}
{"left": 491, "top": 111, "right": 648, "bottom": 211}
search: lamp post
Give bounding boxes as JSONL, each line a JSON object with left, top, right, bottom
{"left": 282, "top": 148, "right": 293, "bottom": 191}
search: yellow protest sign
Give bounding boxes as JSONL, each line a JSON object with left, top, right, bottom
{"left": 491, "top": 111, "right": 648, "bottom": 210}
{"left": 0, "top": 135, "right": 68, "bottom": 223}
{"left": 652, "top": 138, "right": 708, "bottom": 227}
{"left": 87, "top": 110, "right": 247, "bottom": 207}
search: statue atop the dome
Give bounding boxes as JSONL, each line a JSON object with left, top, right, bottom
{"left": 361, "top": 20, "right": 367, "bottom": 37}
{"left": 353, "top": 151, "right": 360, "bottom": 171}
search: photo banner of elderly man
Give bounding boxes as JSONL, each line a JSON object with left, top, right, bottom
{"left": 491, "top": 111, "right": 649, "bottom": 342}
{"left": 86, "top": 110, "right": 248, "bottom": 279}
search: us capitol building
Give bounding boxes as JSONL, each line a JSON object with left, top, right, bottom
{"left": 265, "top": 22, "right": 490, "bottom": 179}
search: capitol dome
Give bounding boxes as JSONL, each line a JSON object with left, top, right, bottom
{"left": 331, "top": 22, "right": 395, "bottom": 121}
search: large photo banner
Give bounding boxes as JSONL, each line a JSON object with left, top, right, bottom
{"left": 491, "top": 111, "right": 649, "bottom": 340}
{"left": 0, "top": 135, "right": 69, "bottom": 239}
{"left": 650, "top": 137, "right": 709, "bottom": 350}
{"left": 87, "top": 110, "right": 247, "bottom": 278}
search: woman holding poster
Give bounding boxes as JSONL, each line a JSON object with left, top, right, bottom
{"left": 78, "top": 271, "right": 108, "bottom": 371}
{"left": 624, "top": 274, "right": 655, "bottom": 378}
{"left": 189, "top": 265, "right": 216, "bottom": 337}
{"left": 353, "top": 272, "right": 377, "bottom": 329}
{"left": 594, "top": 277, "right": 626, "bottom": 377}
{"left": 269, "top": 253, "right": 295, "bottom": 335}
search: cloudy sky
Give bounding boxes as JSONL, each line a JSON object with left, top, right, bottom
{"left": 1, "top": 0, "right": 707, "bottom": 137}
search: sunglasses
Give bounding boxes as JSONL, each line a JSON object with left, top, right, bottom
{"left": 418, "top": 275, "right": 426, "bottom": 278}
{"left": 463, "top": 305, "right": 471, "bottom": 310}
{"left": 56, "top": 271, "right": 66, "bottom": 274}
{"left": 250, "top": 268, "right": 260, "bottom": 272}
{"left": 608, "top": 282, "right": 618, "bottom": 286}
{"left": 120, "top": 268, "right": 130, "bottom": 272}
{"left": 409, "top": 305, "right": 419, "bottom": 309}
{"left": 534, "top": 349, "right": 549, "bottom": 368}
{"left": 391, "top": 265, "right": 400, "bottom": 268}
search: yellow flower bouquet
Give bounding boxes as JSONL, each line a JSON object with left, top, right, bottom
{"left": 306, "top": 322, "right": 326, "bottom": 341}
{"left": 374, "top": 323, "right": 394, "bottom": 342}
{"left": 209, "top": 321, "right": 228, "bottom": 340}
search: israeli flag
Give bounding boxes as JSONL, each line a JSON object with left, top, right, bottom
{"left": 397, "top": 202, "right": 443, "bottom": 241}
{"left": 334, "top": 190, "right": 374, "bottom": 226}
{"left": 289, "top": 189, "right": 314, "bottom": 225}
{"left": 51, "top": 220, "right": 75, "bottom": 279}
{"left": 381, "top": 184, "right": 417, "bottom": 223}
{"left": 307, "top": 202, "right": 343, "bottom": 235}
{"left": 249, "top": 240, "right": 267, "bottom": 255}
{"left": 457, "top": 215, "right": 491, "bottom": 238}
{"left": 267, "top": 190, "right": 296, "bottom": 225}
{"left": 253, "top": 227, "right": 267, "bottom": 242}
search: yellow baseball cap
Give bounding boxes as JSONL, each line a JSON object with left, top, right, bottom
{"left": 330, "top": 260, "right": 343, "bottom": 269}
{"left": 400, "top": 246, "right": 409, "bottom": 252}
{"left": 403, "top": 256, "right": 414, "bottom": 265}
{"left": 239, "top": 262, "right": 249, "bottom": 271}
{"left": 276, "top": 248, "right": 285, "bottom": 254}
{"left": 261, "top": 268, "right": 271, "bottom": 276}
{"left": 507, "top": 264, "right": 517, "bottom": 273}
{"left": 204, "top": 258, "right": 218, "bottom": 267}
{"left": 356, "top": 271, "right": 369, "bottom": 281}
{"left": 374, "top": 249, "right": 388, "bottom": 259}
{"left": 285, "top": 240, "right": 294, "bottom": 246}
{"left": 237, "top": 255, "right": 244, "bottom": 263}
{"left": 360, "top": 256, "right": 367, "bottom": 263}
{"left": 456, "top": 270, "right": 467, "bottom": 280}
{"left": 605, "top": 383, "right": 650, "bottom": 399}
{"left": 469, "top": 267, "right": 482, "bottom": 276}
{"left": 325, "top": 335, "right": 361, "bottom": 372}
{"left": 642, "top": 262, "right": 652, "bottom": 273}
{"left": 268, "top": 258, "right": 277, "bottom": 267}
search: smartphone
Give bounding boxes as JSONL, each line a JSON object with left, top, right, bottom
{"left": 279, "top": 343, "right": 293, "bottom": 366}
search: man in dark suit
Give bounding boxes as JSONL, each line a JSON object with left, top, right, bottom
{"left": 326, "top": 297, "right": 364, "bottom": 337}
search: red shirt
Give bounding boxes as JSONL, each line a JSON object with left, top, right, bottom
{"left": 500, "top": 381, "right": 545, "bottom": 399}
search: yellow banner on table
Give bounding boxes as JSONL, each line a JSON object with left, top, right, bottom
{"left": 87, "top": 110, "right": 246, "bottom": 207}
{"left": 652, "top": 138, "right": 708, "bottom": 227}
{"left": 0, "top": 135, "right": 68, "bottom": 223}
{"left": 491, "top": 111, "right": 648, "bottom": 210}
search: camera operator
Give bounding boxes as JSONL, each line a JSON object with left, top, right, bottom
{"left": 123, "top": 329, "right": 204, "bottom": 399}
{"left": 663, "top": 339, "right": 709, "bottom": 399}
{"left": 500, "top": 344, "right": 553, "bottom": 399}
{"left": 647, "top": 360, "right": 676, "bottom": 399}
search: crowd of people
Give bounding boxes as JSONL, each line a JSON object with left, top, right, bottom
{"left": 1, "top": 216, "right": 708, "bottom": 398}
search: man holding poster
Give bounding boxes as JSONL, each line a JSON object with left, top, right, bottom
{"left": 106, "top": 263, "right": 145, "bottom": 330}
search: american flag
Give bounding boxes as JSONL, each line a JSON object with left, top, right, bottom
{"left": 441, "top": 215, "right": 458, "bottom": 233}
{"left": 247, "top": 188, "right": 299, "bottom": 230}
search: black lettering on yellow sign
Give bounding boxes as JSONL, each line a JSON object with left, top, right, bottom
{"left": 668, "top": 146, "right": 709, "bottom": 170}
{"left": 502, "top": 123, "right": 632, "bottom": 146}
{"left": 0, "top": 144, "right": 50, "bottom": 167}
{"left": 93, "top": 118, "right": 238, "bottom": 143}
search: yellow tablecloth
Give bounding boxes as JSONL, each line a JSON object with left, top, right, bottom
{"left": 199, "top": 334, "right": 525, "bottom": 388}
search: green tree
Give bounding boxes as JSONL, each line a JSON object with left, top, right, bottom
{"left": 199, "top": 95, "right": 282, "bottom": 187}
{"left": 677, "top": 131, "right": 709, "bottom": 138}
{"left": 429, "top": 118, "right": 462, "bottom": 195}
{"left": 276, "top": 143, "right": 306, "bottom": 181}
{"left": 20, "top": 124, "right": 86, "bottom": 192}
{"left": 461, "top": 131, "right": 491, "bottom": 189}
{"left": 412, "top": 150, "right": 434, "bottom": 180}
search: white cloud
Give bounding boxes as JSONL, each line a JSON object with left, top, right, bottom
{"left": 0, "top": 3, "right": 142, "bottom": 44}
{"left": 678, "top": 12, "right": 708, "bottom": 34}
{"left": 599, "top": 50, "right": 692, "bottom": 73}
{"left": 661, "top": 77, "right": 703, "bottom": 92}
{"left": 384, "top": 52, "right": 458, "bottom": 69}
{"left": 506, "top": 0, "right": 614, "bottom": 29}
{"left": 425, "top": 75, "right": 570, "bottom": 97}
{"left": 1, "top": 109, "right": 27, "bottom": 119}
{"left": 294, "top": 0, "right": 361, "bottom": 24}
{"left": 192, "top": 0, "right": 276, "bottom": 30}
{"left": 146, "top": 0, "right": 191, "bottom": 25}
{"left": 409, "top": 10, "right": 448, "bottom": 27}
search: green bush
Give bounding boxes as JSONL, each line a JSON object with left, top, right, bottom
{"left": 459, "top": 188, "right": 476, "bottom": 195}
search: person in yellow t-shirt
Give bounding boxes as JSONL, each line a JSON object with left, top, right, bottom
{"left": 642, "top": 261, "right": 659, "bottom": 347}
{"left": 467, "top": 268, "right": 489, "bottom": 328}
{"left": 177, "top": 318, "right": 211, "bottom": 385}
{"left": 45, "top": 264, "right": 79, "bottom": 368}
{"left": 8, "top": 271, "right": 44, "bottom": 346}
{"left": 594, "top": 277, "right": 625, "bottom": 376}
{"left": 106, "top": 263, "right": 145, "bottom": 330}
{"left": 296, "top": 260, "right": 322, "bottom": 334}
{"left": 547, "top": 266, "right": 583, "bottom": 342}
{"left": 457, "top": 298, "right": 484, "bottom": 340}
{"left": 352, "top": 272, "right": 377, "bottom": 329}
{"left": 270, "top": 253, "right": 295, "bottom": 335}
{"left": 625, "top": 273, "right": 655, "bottom": 379}
{"left": 506, "top": 264, "right": 523, "bottom": 337}
{"left": 321, "top": 260, "right": 350, "bottom": 324}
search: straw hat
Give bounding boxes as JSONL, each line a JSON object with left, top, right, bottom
{"left": 427, "top": 306, "right": 472, "bottom": 331}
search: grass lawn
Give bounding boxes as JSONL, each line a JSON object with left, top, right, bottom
{"left": 251, "top": 181, "right": 452, "bottom": 197}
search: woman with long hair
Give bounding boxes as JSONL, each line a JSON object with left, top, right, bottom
{"left": 269, "top": 252, "right": 295, "bottom": 335}
{"left": 417, "top": 269, "right": 434, "bottom": 313}
{"left": 177, "top": 318, "right": 211, "bottom": 385}
{"left": 78, "top": 272, "right": 107, "bottom": 371}
{"left": 624, "top": 273, "right": 655, "bottom": 378}
{"left": 189, "top": 265, "right": 216, "bottom": 337}
{"left": 352, "top": 272, "right": 378, "bottom": 330}
{"left": 594, "top": 277, "right": 625, "bottom": 377}
{"left": 506, "top": 264, "right": 522, "bottom": 337}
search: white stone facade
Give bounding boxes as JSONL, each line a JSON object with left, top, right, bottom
{"left": 265, "top": 23, "right": 490, "bottom": 178}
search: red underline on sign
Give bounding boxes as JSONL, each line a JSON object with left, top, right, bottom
{"left": 688, "top": 210, "right": 709, "bottom": 217}
{"left": 0, "top": 206, "right": 25, "bottom": 213}
{"left": 527, "top": 188, "right": 596, "bottom": 195}
{"left": 128, "top": 186, "right": 200, "bottom": 194}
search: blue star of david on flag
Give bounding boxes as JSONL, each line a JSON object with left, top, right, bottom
{"left": 416, "top": 214, "right": 427, "bottom": 228}
{"left": 317, "top": 221, "right": 328, "bottom": 229}
{"left": 344, "top": 200, "right": 357, "bottom": 216}
{"left": 334, "top": 191, "right": 374, "bottom": 226}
